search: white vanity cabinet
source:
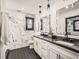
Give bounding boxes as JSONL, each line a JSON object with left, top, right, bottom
{"left": 40, "top": 39, "right": 48, "bottom": 59}
{"left": 33, "top": 36, "right": 79, "bottom": 59}
{"left": 37, "top": 39, "right": 42, "bottom": 57}
{"left": 34, "top": 37, "right": 41, "bottom": 56}
{"left": 48, "top": 43, "right": 79, "bottom": 59}
{"left": 34, "top": 37, "right": 38, "bottom": 53}
{"left": 48, "top": 48, "right": 59, "bottom": 59}
{"left": 48, "top": 42, "right": 59, "bottom": 59}
{"left": 59, "top": 51, "right": 78, "bottom": 59}
{"left": 59, "top": 54, "right": 74, "bottom": 59}
{"left": 33, "top": 37, "right": 48, "bottom": 59}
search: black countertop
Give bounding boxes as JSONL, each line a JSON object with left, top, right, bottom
{"left": 34, "top": 35, "right": 79, "bottom": 54}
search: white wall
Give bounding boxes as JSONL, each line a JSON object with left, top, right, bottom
{"left": 1, "top": 0, "right": 37, "bottom": 48}
{"left": 5, "top": 0, "right": 37, "bottom": 14}
{"left": 1, "top": 0, "right": 37, "bottom": 59}
{"left": 3, "top": 11, "right": 35, "bottom": 49}
{"left": 1, "top": 43, "right": 8, "bottom": 59}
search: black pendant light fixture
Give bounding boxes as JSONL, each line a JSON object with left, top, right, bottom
{"left": 47, "top": 0, "right": 52, "bottom": 34}
{"left": 39, "top": 5, "right": 42, "bottom": 14}
{"left": 47, "top": 4, "right": 50, "bottom": 9}
{"left": 47, "top": 0, "right": 50, "bottom": 10}
{"left": 39, "top": 10, "right": 42, "bottom": 14}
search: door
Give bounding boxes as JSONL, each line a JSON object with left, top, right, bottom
{"left": 34, "top": 37, "right": 42, "bottom": 57}
{"left": 59, "top": 53, "right": 77, "bottom": 59}
{"left": 49, "top": 51, "right": 58, "bottom": 59}
{"left": 34, "top": 37, "right": 38, "bottom": 53}
{"left": 59, "top": 55, "right": 71, "bottom": 59}
{"left": 49, "top": 48, "right": 59, "bottom": 59}
{"left": 37, "top": 39, "right": 42, "bottom": 57}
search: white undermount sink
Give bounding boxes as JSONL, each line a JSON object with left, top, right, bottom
{"left": 55, "top": 41, "right": 74, "bottom": 47}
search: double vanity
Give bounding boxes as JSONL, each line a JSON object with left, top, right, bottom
{"left": 33, "top": 35, "right": 79, "bottom": 59}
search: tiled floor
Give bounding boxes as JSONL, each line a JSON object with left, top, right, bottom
{"left": 6, "top": 46, "right": 41, "bottom": 59}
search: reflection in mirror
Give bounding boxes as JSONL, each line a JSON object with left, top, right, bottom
{"left": 66, "top": 15, "right": 79, "bottom": 36}
{"left": 73, "top": 20, "right": 79, "bottom": 31}
{"left": 40, "top": 16, "right": 49, "bottom": 33}
{"left": 56, "top": 1, "right": 79, "bottom": 36}
{"left": 40, "top": 19, "right": 43, "bottom": 30}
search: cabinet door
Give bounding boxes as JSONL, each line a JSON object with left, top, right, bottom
{"left": 34, "top": 37, "right": 38, "bottom": 53}
{"left": 60, "top": 55, "right": 70, "bottom": 59}
{"left": 49, "top": 49, "right": 58, "bottom": 59}
{"left": 59, "top": 54, "right": 77, "bottom": 59}
{"left": 41, "top": 40, "right": 48, "bottom": 59}
{"left": 34, "top": 37, "right": 42, "bottom": 57}
{"left": 37, "top": 39, "right": 42, "bottom": 57}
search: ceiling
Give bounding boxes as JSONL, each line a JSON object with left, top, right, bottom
{"left": 5, "top": 0, "right": 55, "bottom": 14}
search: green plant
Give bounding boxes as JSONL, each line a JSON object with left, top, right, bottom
{"left": 48, "top": 32, "right": 53, "bottom": 35}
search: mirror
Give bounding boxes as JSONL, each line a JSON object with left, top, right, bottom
{"left": 56, "top": 1, "right": 79, "bottom": 35}
{"left": 40, "top": 16, "right": 49, "bottom": 33}
{"left": 66, "top": 15, "right": 79, "bottom": 36}
{"left": 73, "top": 20, "right": 79, "bottom": 31}
{"left": 40, "top": 19, "right": 43, "bottom": 31}
{"left": 26, "top": 17, "right": 34, "bottom": 30}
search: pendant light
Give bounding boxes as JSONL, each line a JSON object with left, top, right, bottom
{"left": 39, "top": 5, "right": 42, "bottom": 14}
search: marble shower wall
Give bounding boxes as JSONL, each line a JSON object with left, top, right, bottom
{"left": 4, "top": 10, "right": 35, "bottom": 45}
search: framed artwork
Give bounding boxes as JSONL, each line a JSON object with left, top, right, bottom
{"left": 26, "top": 17, "right": 34, "bottom": 30}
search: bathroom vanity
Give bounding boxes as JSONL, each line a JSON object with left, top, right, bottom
{"left": 33, "top": 35, "right": 79, "bottom": 59}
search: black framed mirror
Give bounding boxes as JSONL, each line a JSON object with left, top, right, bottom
{"left": 73, "top": 20, "right": 79, "bottom": 31}
{"left": 65, "top": 15, "right": 79, "bottom": 36}
{"left": 40, "top": 16, "right": 49, "bottom": 33}
{"left": 40, "top": 19, "right": 43, "bottom": 30}
{"left": 26, "top": 17, "right": 34, "bottom": 30}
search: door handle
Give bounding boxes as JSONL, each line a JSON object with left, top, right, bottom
{"left": 57, "top": 54, "right": 59, "bottom": 59}
{"left": 57, "top": 54, "right": 60, "bottom": 59}
{"left": 59, "top": 55, "right": 60, "bottom": 59}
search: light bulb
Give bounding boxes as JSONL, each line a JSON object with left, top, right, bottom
{"left": 21, "top": 8, "right": 24, "bottom": 11}
{"left": 65, "top": 5, "right": 68, "bottom": 8}
{"left": 71, "top": 4, "right": 74, "bottom": 8}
